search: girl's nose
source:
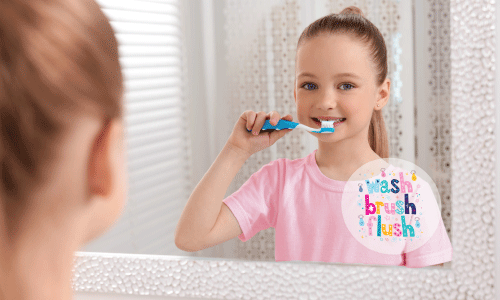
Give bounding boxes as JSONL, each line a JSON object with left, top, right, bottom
{"left": 316, "top": 90, "right": 338, "bottom": 109}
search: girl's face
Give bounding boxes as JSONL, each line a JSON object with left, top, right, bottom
{"left": 294, "top": 33, "right": 385, "bottom": 142}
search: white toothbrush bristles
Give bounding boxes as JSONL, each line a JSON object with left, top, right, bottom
{"left": 321, "top": 120, "right": 335, "bottom": 128}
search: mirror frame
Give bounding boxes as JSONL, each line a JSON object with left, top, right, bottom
{"left": 72, "top": 0, "right": 498, "bottom": 298}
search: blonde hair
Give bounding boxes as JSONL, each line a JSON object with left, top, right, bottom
{"left": 297, "top": 6, "right": 390, "bottom": 158}
{"left": 0, "top": 0, "right": 123, "bottom": 220}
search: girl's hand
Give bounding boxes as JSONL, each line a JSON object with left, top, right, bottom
{"left": 226, "top": 110, "right": 293, "bottom": 158}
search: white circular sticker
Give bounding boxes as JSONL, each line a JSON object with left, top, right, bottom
{"left": 341, "top": 158, "right": 441, "bottom": 255}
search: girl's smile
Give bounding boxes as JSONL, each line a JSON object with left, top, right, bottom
{"left": 311, "top": 118, "right": 346, "bottom": 128}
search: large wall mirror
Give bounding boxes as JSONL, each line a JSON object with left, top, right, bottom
{"left": 82, "top": 0, "right": 452, "bottom": 263}
{"left": 74, "top": 0, "right": 496, "bottom": 298}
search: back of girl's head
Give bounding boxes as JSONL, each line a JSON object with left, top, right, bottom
{"left": 0, "top": 0, "right": 123, "bottom": 218}
{"left": 297, "top": 6, "right": 389, "bottom": 158}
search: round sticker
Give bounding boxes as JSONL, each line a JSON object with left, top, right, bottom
{"left": 341, "top": 158, "right": 441, "bottom": 255}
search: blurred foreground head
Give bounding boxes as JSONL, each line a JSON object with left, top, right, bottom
{"left": 0, "top": 0, "right": 128, "bottom": 258}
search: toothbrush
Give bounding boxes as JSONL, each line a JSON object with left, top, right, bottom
{"left": 246, "top": 119, "right": 335, "bottom": 134}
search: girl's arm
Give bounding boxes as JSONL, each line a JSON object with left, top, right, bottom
{"left": 174, "top": 143, "right": 249, "bottom": 251}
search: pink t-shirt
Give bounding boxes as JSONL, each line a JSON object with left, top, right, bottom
{"left": 223, "top": 149, "right": 452, "bottom": 268}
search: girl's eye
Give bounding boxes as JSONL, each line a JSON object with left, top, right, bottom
{"left": 340, "top": 83, "right": 355, "bottom": 90}
{"left": 301, "top": 82, "right": 317, "bottom": 90}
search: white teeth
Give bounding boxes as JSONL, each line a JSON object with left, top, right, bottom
{"left": 316, "top": 118, "right": 345, "bottom": 123}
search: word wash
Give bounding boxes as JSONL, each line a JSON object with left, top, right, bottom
{"left": 363, "top": 172, "right": 417, "bottom": 238}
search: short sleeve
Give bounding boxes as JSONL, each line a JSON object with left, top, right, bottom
{"left": 404, "top": 181, "right": 453, "bottom": 268}
{"left": 404, "top": 217, "right": 452, "bottom": 268}
{"left": 222, "top": 159, "right": 282, "bottom": 242}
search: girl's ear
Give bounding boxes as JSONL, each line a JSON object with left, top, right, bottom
{"left": 376, "top": 78, "right": 391, "bottom": 109}
{"left": 88, "top": 118, "right": 113, "bottom": 197}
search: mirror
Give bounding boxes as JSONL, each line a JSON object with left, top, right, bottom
{"left": 81, "top": 0, "right": 452, "bottom": 267}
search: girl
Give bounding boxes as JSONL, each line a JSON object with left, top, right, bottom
{"left": 176, "top": 6, "right": 452, "bottom": 268}
{"left": 0, "top": 0, "right": 127, "bottom": 298}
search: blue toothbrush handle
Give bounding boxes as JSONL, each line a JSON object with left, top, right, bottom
{"left": 246, "top": 119, "right": 299, "bottom": 132}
